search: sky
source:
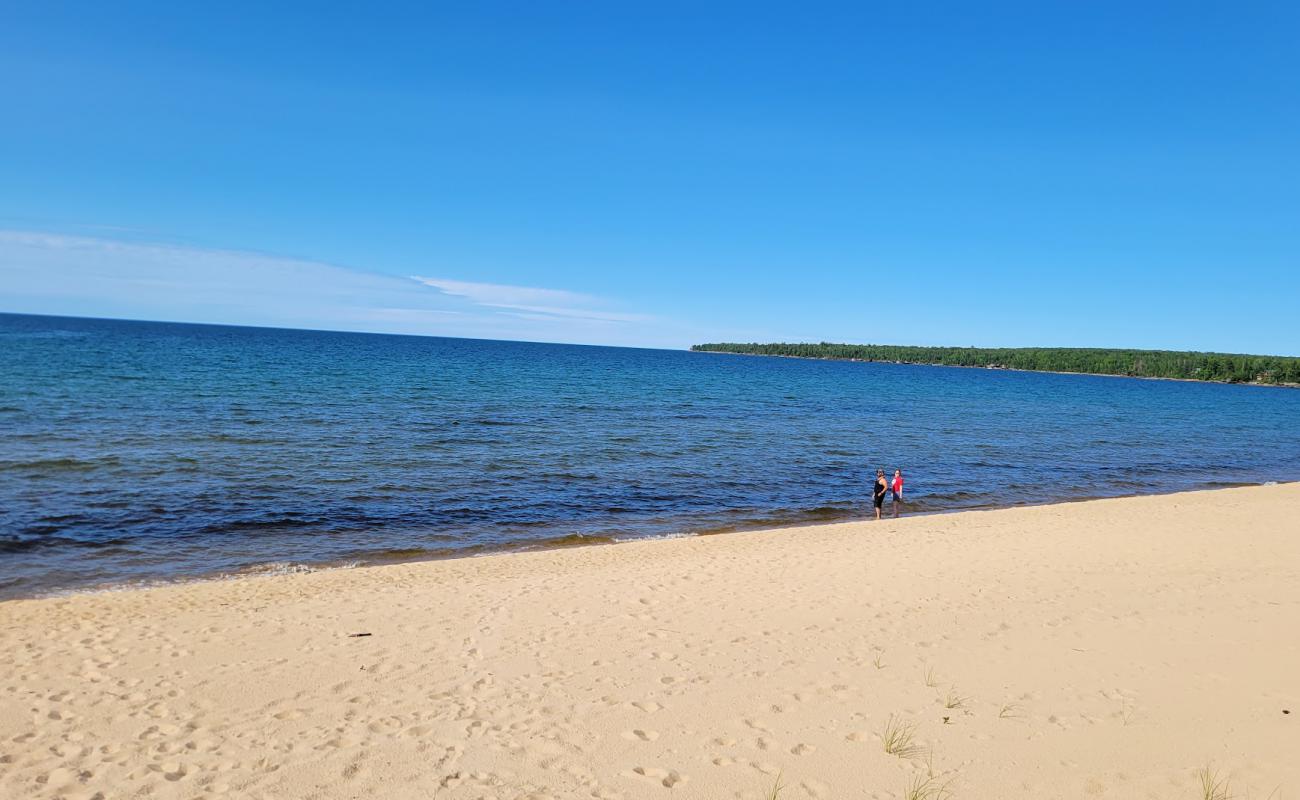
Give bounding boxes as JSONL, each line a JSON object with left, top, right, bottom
{"left": 2, "top": 1, "right": 1297, "bottom": 353}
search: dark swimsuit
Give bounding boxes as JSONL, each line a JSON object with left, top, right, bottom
{"left": 873, "top": 479, "right": 887, "bottom": 508}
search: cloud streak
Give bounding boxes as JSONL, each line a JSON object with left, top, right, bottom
{"left": 0, "top": 230, "right": 674, "bottom": 347}
{"left": 412, "top": 276, "right": 653, "bottom": 323}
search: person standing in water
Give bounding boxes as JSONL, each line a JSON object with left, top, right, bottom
{"left": 872, "top": 469, "right": 888, "bottom": 520}
{"left": 891, "top": 469, "right": 904, "bottom": 517}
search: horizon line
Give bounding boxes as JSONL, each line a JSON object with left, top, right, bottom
{"left": 0, "top": 309, "right": 682, "bottom": 353}
{"left": 5, "top": 310, "right": 1297, "bottom": 359}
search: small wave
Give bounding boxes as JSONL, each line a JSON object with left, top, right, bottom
{"left": 542, "top": 472, "right": 600, "bottom": 481}
{"left": 192, "top": 516, "right": 328, "bottom": 536}
{"left": 534, "top": 532, "right": 619, "bottom": 548}
{"left": 612, "top": 531, "right": 695, "bottom": 544}
{"left": 206, "top": 434, "right": 290, "bottom": 445}
{"left": 236, "top": 561, "right": 319, "bottom": 577}
{"left": 0, "top": 534, "right": 130, "bottom": 554}
{"left": 0, "top": 456, "right": 111, "bottom": 472}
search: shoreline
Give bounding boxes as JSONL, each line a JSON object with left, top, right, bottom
{"left": 3, "top": 484, "right": 1298, "bottom": 798}
{"left": 6, "top": 480, "right": 1286, "bottom": 603}
{"left": 691, "top": 348, "right": 1300, "bottom": 388}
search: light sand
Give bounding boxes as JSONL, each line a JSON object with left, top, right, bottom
{"left": 2, "top": 484, "right": 1298, "bottom": 800}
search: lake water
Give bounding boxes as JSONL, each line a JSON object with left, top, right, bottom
{"left": 3, "top": 312, "right": 1298, "bottom": 599}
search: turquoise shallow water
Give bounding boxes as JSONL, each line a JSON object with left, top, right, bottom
{"left": 2, "top": 312, "right": 1298, "bottom": 599}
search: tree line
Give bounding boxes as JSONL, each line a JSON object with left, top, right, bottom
{"left": 690, "top": 342, "right": 1300, "bottom": 385}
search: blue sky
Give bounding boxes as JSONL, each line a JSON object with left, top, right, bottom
{"left": 2, "top": 2, "right": 1297, "bottom": 353}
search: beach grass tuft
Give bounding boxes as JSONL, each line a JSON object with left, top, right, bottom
{"left": 942, "top": 687, "right": 967, "bottom": 710}
{"left": 1118, "top": 696, "right": 1135, "bottom": 726}
{"left": 763, "top": 770, "right": 785, "bottom": 800}
{"left": 1196, "top": 765, "right": 1231, "bottom": 800}
{"left": 881, "top": 714, "right": 924, "bottom": 759}
{"left": 997, "top": 702, "right": 1022, "bottom": 719}
{"left": 924, "top": 665, "right": 939, "bottom": 688}
{"left": 872, "top": 649, "right": 887, "bottom": 669}
{"left": 903, "top": 773, "right": 953, "bottom": 800}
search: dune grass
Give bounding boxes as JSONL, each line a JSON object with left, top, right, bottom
{"left": 872, "top": 649, "right": 887, "bottom": 669}
{"left": 1118, "top": 696, "right": 1135, "bottom": 726}
{"left": 1196, "top": 765, "right": 1232, "bottom": 800}
{"left": 763, "top": 771, "right": 785, "bottom": 800}
{"left": 903, "top": 773, "right": 954, "bottom": 800}
{"left": 942, "top": 687, "right": 967, "bottom": 710}
{"left": 923, "top": 665, "right": 939, "bottom": 688}
{"left": 881, "top": 714, "right": 924, "bottom": 759}
{"left": 997, "top": 702, "right": 1022, "bottom": 719}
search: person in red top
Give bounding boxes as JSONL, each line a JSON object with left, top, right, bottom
{"left": 891, "top": 469, "right": 904, "bottom": 517}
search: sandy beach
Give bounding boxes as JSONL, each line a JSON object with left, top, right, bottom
{"left": 2, "top": 484, "right": 1297, "bottom": 799}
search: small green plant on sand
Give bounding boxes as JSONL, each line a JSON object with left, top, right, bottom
{"left": 1119, "top": 696, "right": 1135, "bottom": 726}
{"left": 942, "top": 686, "right": 967, "bottom": 710}
{"left": 763, "top": 771, "right": 785, "bottom": 800}
{"left": 923, "top": 665, "right": 939, "bottom": 687}
{"left": 872, "top": 650, "right": 887, "bottom": 669}
{"left": 1196, "top": 765, "right": 1232, "bottom": 800}
{"left": 881, "top": 714, "right": 923, "bottom": 759}
{"left": 923, "top": 746, "right": 937, "bottom": 777}
{"left": 903, "top": 773, "right": 953, "bottom": 800}
{"left": 998, "top": 702, "right": 1022, "bottom": 719}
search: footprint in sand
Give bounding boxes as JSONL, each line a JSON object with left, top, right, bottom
{"left": 630, "top": 766, "right": 687, "bottom": 788}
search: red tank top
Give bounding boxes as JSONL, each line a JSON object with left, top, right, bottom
{"left": 892, "top": 475, "right": 903, "bottom": 493}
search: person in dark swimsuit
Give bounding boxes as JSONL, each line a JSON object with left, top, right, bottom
{"left": 872, "top": 469, "right": 888, "bottom": 520}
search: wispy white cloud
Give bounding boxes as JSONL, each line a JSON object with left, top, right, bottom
{"left": 412, "top": 276, "right": 653, "bottom": 323}
{"left": 412, "top": 277, "right": 598, "bottom": 308}
{"left": 0, "top": 230, "right": 681, "bottom": 347}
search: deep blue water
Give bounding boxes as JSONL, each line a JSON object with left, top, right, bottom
{"left": 2, "top": 312, "right": 1298, "bottom": 599}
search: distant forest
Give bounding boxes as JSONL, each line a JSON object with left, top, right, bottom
{"left": 690, "top": 342, "right": 1300, "bottom": 385}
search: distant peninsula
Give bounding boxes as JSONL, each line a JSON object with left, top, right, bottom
{"left": 690, "top": 342, "right": 1300, "bottom": 386}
